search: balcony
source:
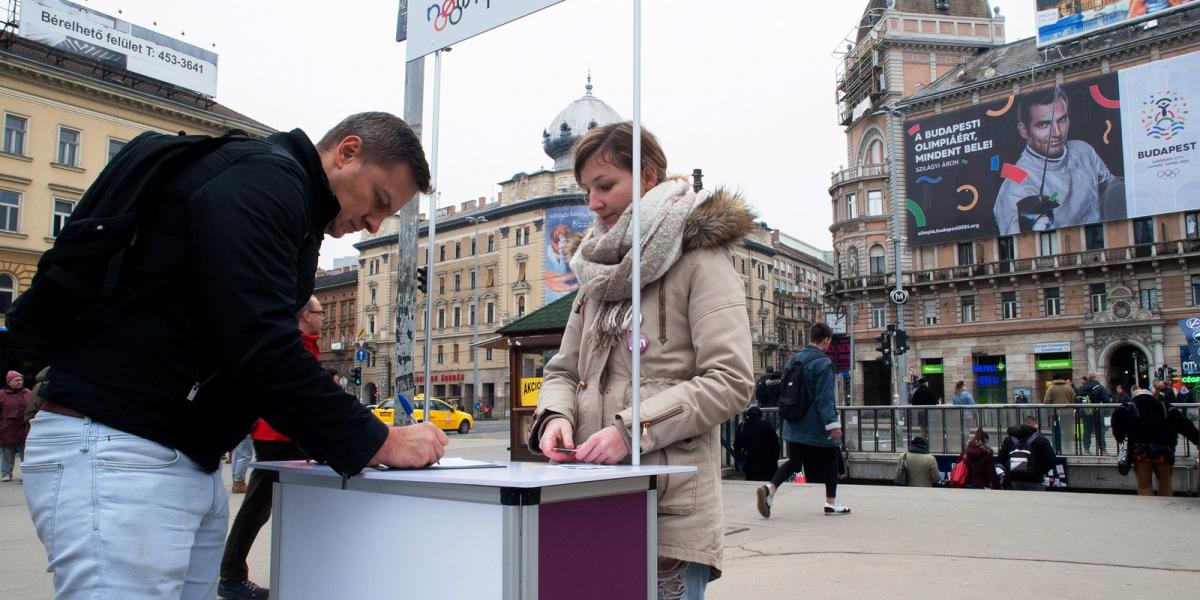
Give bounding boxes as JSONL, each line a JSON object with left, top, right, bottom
{"left": 825, "top": 239, "right": 1200, "bottom": 298}
{"left": 829, "top": 164, "right": 889, "bottom": 190}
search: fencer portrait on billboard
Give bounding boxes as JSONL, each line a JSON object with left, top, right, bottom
{"left": 992, "top": 86, "right": 1125, "bottom": 235}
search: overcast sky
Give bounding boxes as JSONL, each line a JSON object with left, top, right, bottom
{"left": 82, "top": 0, "right": 1037, "bottom": 268}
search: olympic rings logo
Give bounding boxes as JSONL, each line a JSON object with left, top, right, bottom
{"left": 1157, "top": 168, "right": 1181, "bottom": 179}
{"left": 427, "top": 0, "right": 490, "bottom": 32}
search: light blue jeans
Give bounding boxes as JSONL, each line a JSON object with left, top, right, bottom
{"left": 231, "top": 434, "right": 254, "bottom": 482}
{"left": 658, "top": 560, "right": 710, "bottom": 600}
{"left": 22, "top": 412, "right": 228, "bottom": 600}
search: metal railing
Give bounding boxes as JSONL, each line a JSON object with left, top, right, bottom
{"left": 721, "top": 404, "right": 1200, "bottom": 468}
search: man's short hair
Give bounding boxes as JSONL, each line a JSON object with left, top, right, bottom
{"left": 810, "top": 322, "right": 833, "bottom": 344}
{"left": 1018, "top": 86, "right": 1069, "bottom": 127}
{"left": 317, "top": 112, "right": 433, "bottom": 194}
{"left": 1023, "top": 415, "right": 1038, "bottom": 427}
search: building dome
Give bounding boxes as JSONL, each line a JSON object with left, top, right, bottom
{"left": 542, "top": 75, "right": 622, "bottom": 171}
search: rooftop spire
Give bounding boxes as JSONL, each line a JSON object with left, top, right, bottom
{"left": 585, "top": 69, "right": 593, "bottom": 95}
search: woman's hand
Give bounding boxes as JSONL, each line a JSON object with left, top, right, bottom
{"left": 539, "top": 418, "right": 577, "bottom": 463}
{"left": 575, "top": 426, "right": 629, "bottom": 465}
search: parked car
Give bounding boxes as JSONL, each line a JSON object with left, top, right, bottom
{"left": 372, "top": 394, "right": 473, "bottom": 434}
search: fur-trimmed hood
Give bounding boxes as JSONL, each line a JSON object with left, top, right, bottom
{"left": 564, "top": 177, "right": 756, "bottom": 263}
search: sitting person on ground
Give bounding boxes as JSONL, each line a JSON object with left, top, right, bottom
{"left": 900, "top": 436, "right": 941, "bottom": 487}
{"left": 734, "top": 405, "right": 781, "bottom": 482}
{"left": 963, "top": 428, "right": 999, "bottom": 489}
{"left": 1111, "top": 386, "right": 1200, "bottom": 497}
{"left": 999, "top": 416, "right": 1057, "bottom": 491}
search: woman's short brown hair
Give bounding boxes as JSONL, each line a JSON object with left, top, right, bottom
{"left": 572, "top": 121, "right": 668, "bottom": 186}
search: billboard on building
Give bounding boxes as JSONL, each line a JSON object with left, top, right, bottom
{"left": 1036, "top": 0, "right": 1199, "bottom": 48}
{"left": 544, "top": 205, "right": 594, "bottom": 303}
{"left": 19, "top": 0, "right": 218, "bottom": 96}
{"left": 905, "top": 50, "right": 1200, "bottom": 247}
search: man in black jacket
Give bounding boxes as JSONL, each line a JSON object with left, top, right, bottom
{"left": 999, "top": 415, "right": 1057, "bottom": 491}
{"left": 22, "top": 113, "right": 448, "bottom": 599}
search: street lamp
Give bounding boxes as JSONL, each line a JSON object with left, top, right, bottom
{"left": 466, "top": 215, "right": 487, "bottom": 417}
{"left": 873, "top": 104, "right": 909, "bottom": 405}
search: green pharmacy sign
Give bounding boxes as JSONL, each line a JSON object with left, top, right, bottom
{"left": 1036, "top": 359, "right": 1073, "bottom": 371}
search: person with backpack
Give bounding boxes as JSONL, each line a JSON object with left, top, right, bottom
{"left": 734, "top": 405, "right": 781, "bottom": 482}
{"left": 17, "top": 113, "right": 450, "bottom": 598}
{"left": 1079, "top": 372, "right": 1110, "bottom": 455}
{"left": 756, "top": 322, "right": 850, "bottom": 517}
{"left": 999, "top": 415, "right": 1057, "bottom": 491}
{"left": 754, "top": 366, "right": 783, "bottom": 407}
{"left": 1111, "top": 387, "right": 1200, "bottom": 496}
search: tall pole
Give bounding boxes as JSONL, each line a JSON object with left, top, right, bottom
{"left": 468, "top": 216, "right": 487, "bottom": 417}
{"left": 882, "top": 106, "right": 908, "bottom": 406}
{"left": 630, "top": 0, "right": 643, "bottom": 466}
{"left": 396, "top": 56, "right": 424, "bottom": 413}
{"left": 421, "top": 49, "right": 445, "bottom": 420}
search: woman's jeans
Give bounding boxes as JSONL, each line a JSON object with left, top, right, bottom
{"left": 231, "top": 434, "right": 254, "bottom": 482}
{"left": 658, "top": 560, "right": 710, "bottom": 599}
{"left": 22, "top": 411, "right": 228, "bottom": 600}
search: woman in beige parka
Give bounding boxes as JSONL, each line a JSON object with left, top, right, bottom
{"left": 529, "top": 122, "right": 755, "bottom": 599}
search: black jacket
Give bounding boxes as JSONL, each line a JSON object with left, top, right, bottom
{"left": 1111, "top": 392, "right": 1200, "bottom": 451}
{"left": 910, "top": 385, "right": 937, "bottom": 406}
{"left": 42, "top": 130, "right": 387, "bottom": 475}
{"left": 999, "top": 424, "right": 1056, "bottom": 483}
{"left": 735, "top": 412, "right": 780, "bottom": 482}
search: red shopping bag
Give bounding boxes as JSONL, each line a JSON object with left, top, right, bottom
{"left": 949, "top": 459, "right": 968, "bottom": 488}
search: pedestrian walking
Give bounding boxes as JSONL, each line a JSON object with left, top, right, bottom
{"left": 734, "top": 406, "right": 781, "bottom": 482}
{"left": 1111, "top": 387, "right": 1200, "bottom": 496}
{"left": 0, "top": 371, "right": 30, "bottom": 482}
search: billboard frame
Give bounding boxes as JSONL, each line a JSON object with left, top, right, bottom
{"left": 1036, "top": 0, "right": 1199, "bottom": 49}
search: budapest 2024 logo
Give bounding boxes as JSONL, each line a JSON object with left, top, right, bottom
{"left": 1141, "top": 91, "right": 1188, "bottom": 141}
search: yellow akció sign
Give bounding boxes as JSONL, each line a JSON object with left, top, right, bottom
{"left": 520, "top": 377, "right": 543, "bottom": 407}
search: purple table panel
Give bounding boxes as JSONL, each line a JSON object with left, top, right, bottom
{"left": 538, "top": 491, "right": 648, "bottom": 599}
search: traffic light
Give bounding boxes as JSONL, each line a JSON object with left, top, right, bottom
{"left": 875, "top": 332, "right": 892, "bottom": 367}
{"left": 352, "top": 367, "right": 362, "bottom": 386}
{"left": 894, "top": 329, "right": 909, "bottom": 355}
{"left": 416, "top": 266, "right": 428, "bottom": 294}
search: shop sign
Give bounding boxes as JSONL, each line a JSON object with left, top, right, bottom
{"left": 1034, "top": 342, "right": 1071, "bottom": 354}
{"left": 978, "top": 375, "right": 1002, "bottom": 386}
{"left": 520, "top": 377, "right": 543, "bottom": 407}
{"left": 921, "top": 364, "right": 944, "bottom": 375}
{"left": 1183, "top": 375, "right": 1200, "bottom": 385}
{"left": 1036, "top": 358, "right": 1073, "bottom": 371}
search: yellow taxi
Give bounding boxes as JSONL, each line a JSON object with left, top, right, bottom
{"left": 371, "top": 394, "right": 473, "bottom": 434}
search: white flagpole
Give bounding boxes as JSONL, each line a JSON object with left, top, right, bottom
{"left": 630, "top": 0, "right": 642, "bottom": 466}
{"left": 422, "top": 49, "right": 444, "bottom": 421}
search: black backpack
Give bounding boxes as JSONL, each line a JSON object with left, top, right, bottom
{"left": 5, "top": 130, "right": 249, "bottom": 349}
{"left": 777, "top": 355, "right": 819, "bottom": 422}
{"left": 1007, "top": 432, "right": 1038, "bottom": 474}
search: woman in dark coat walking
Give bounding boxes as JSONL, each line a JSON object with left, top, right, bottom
{"left": 735, "top": 406, "right": 781, "bottom": 482}
{"left": 0, "top": 370, "right": 31, "bottom": 482}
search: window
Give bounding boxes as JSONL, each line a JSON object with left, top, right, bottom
{"left": 439, "top": 244, "right": 446, "bottom": 261}
{"left": 868, "top": 245, "right": 886, "bottom": 275}
{"left": 957, "top": 242, "right": 974, "bottom": 266}
{"left": 469, "top": 270, "right": 476, "bottom": 290}
{"left": 1044, "top": 287, "right": 1062, "bottom": 317}
{"left": 1001, "top": 291, "right": 1018, "bottom": 320}
{"left": 517, "top": 295, "right": 526, "bottom": 318}
{"left": 757, "top": 264, "right": 766, "bottom": 279}
{"left": 1085, "top": 224, "right": 1105, "bottom": 250}
{"left": 369, "top": 287, "right": 377, "bottom": 304}
{"left": 1133, "top": 217, "right": 1154, "bottom": 257}
{"left": 870, "top": 302, "right": 886, "bottom": 329}
{"left": 0, "top": 189, "right": 20, "bottom": 232}
{"left": 485, "top": 348, "right": 493, "bottom": 361}
{"left": 52, "top": 199, "right": 74, "bottom": 237}
{"left": 437, "top": 345, "right": 444, "bottom": 364}
{"left": 453, "top": 343, "right": 459, "bottom": 363}
{"left": 1139, "top": 279, "right": 1158, "bottom": 310}
{"left": 453, "top": 306, "right": 461, "bottom": 327}
{"left": 107, "top": 139, "right": 126, "bottom": 163}
{"left": 514, "top": 228, "right": 524, "bottom": 245}
{"left": 486, "top": 267, "right": 495, "bottom": 287}
{"left": 844, "top": 193, "right": 857, "bottom": 220}
{"left": 437, "top": 308, "right": 445, "bottom": 329}
{"left": 923, "top": 298, "right": 938, "bottom": 325}
{"left": 1089, "top": 283, "right": 1107, "bottom": 314}
{"left": 438, "top": 276, "right": 445, "bottom": 294}
{"left": 454, "top": 273, "right": 461, "bottom": 292}
{"left": 368, "top": 315, "right": 375, "bottom": 334}
{"left": 518, "top": 262, "right": 527, "bottom": 282}
{"left": 3, "top": 114, "right": 27, "bottom": 155}
{"left": 469, "top": 305, "right": 476, "bottom": 326}
{"left": 865, "top": 139, "right": 885, "bottom": 164}
{"left": 1187, "top": 212, "right": 1200, "bottom": 239}
{"left": 866, "top": 190, "right": 884, "bottom": 216}
{"left": 471, "top": 238, "right": 476, "bottom": 255}
{"left": 487, "top": 235, "right": 495, "bottom": 252}
{"left": 486, "top": 301, "right": 495, "bottom": 324}
{"left": 1193, "top": 276, "right": 1200, "bottom": 306}
{"left": 1039, "top": 231, "right": 1056, "bottom": 256}
{"left": 960, "top": 296, "right": 977, "bottom": 323}
{"left": 57, "top": 127, "right": 80, "bottom": 166}
{"left": 0, "top": 273, "right": 13, "bottom": 312}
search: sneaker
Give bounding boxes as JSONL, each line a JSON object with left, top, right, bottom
{"left": 218, "top": 579, "right": 269, "bottom": 600}
{"left": 231, "top": 480, "right": 248, "bottom": 494}
{"left": 755, "top": 485, "right": 773, "bottom": 519}
{"left": 824, "top": 502, "right": 851, "bottom": 516}
{"left": 0, "top": 474, "right": 11, "bottom": 482}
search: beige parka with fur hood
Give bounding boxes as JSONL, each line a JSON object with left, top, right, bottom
{"left": 529, "top": 181, "right": 755, "bottom": 577}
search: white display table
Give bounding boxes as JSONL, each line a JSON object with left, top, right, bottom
{"left": 254, "top": 460, "right": 695, "bottom": 600}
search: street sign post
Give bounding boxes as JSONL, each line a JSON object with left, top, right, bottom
{"left": 356, "top": 348, "right": 368, "bottom": 362}
{"left": 890, "top": 289, "right": 909, "bottom": 305}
